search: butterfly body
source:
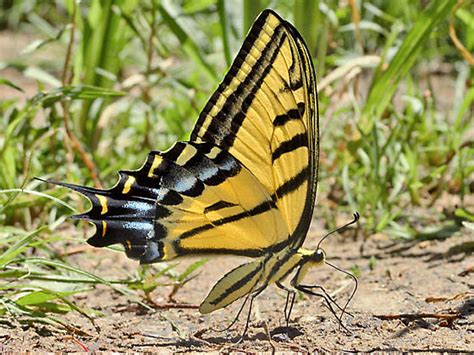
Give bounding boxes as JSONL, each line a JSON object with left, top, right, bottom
{"left": 199, "top": 246, "right": 324, "bottom": 314}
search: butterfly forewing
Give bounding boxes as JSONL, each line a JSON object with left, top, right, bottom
{"left": 191, "top": 10, "right": 318, "bottom": 247}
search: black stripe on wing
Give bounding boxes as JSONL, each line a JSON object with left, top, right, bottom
{"left": 190, "top": 11, "right": 287, "bottom": 149}
{"left": 271, "top": 133, "right": 308, "bottom": 162}
{"left": 209, "top": 261, "right": 264, "bottom": 307}
{"left": 273, "top": 102, "right": 306, "bottom": 126}
{"left": 177, "top": 197, "right": 275, "bottom": 240}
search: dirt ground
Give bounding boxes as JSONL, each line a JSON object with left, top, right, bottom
{"left": 1, "top": 218, "right": 472, "bottom": 353}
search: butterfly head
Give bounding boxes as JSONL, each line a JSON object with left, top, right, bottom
{"left": 308, "top": 248, "right": 325, "bottom": 264}
{"left": 298, "top": 247, "right": 325, "bottom": 267}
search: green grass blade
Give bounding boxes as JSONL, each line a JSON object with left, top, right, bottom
{"left": 158, "top": 3, "right": 218, "bottom": 83}
{"left": 21, "top": 258, "right": 152, "bottom": 310}
{"left": 31, "top": 85, "right": 125, "bottom": 107}
{"left": 74, "top": 0, "right": 136, "bottom": 142}
{"left": 177, "top": 258, "right": 208, "bottom": 282}
{"left": 0, "top": 78, "right": 24, "bottom": 92}
{"left": 243, "top": 0, "right": 265, "bottom": 35}
{"left": 0, "top": 227, "right": 46, "bottom": 268}
{"left": 0, "top": 188, "right": 76, "bottom": 212}
{"left": 454, "top": 86, "right": 474, "bottom": 130}
{"left": 361, "top": 0, "right": 457, "bottom": 133}
{"left": 217, "top": 0, "right": 232, "bottom": 67}
{"left": 293, "top": 0, "right": 319, "bottom": 55}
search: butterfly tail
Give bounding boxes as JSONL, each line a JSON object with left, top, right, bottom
{"left": 39, "top": 176, "right": 166, "bottom": 263}
{"left": 38, "top": 141, "right": 233, "bottom": 264}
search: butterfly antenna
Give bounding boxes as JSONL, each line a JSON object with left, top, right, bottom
{"left": 317, "top": 212, "right": 359, "bottom": 250}
{"left": 326, "top": 261, "right": 358, "bottom": 325}
{"left": 34, "top": 177, "right": 48, "bottom": 183}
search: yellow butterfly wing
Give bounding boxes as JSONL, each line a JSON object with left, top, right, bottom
{"left": 191, "top": 9, "right": 319, "bottom": 249}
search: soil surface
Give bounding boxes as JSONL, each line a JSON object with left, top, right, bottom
{"left": 1, "top": 219, "right": 472, "bottom": 353}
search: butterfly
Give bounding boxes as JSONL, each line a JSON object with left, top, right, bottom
{"left": 47, "top": 9, "right": 358, "bottom": 337}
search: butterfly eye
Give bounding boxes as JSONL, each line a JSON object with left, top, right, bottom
{"left": 313, "top": 249, "right": 325, "bottom": 262}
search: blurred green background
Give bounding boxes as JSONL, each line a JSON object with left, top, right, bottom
{"left": 0, "top": 0, "right": 472, "bottom": 332}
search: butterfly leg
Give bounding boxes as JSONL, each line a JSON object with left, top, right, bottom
{"left": 294, "top": 284, "right": 349, "bottom": 332}
{"left": 285, "top": 291, "right": 296, "bottom": 326}
{"left": 212, "top": 291, "right": 251, "bottom": 333}
{"left": 236, "top": 285, "right": 266, "bottom": 343}
{"left": 297, "top": 284, "right": 353, "bottom": 317}
{"left": 276, "top": 281, "right": 296, "bottom": 326}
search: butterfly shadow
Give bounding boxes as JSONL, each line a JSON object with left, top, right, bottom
{"left": 192, "top": 324, "right": 304, "bottom": 345}
{"left": 270, "top": 326, "right": 304, "bottom": 341}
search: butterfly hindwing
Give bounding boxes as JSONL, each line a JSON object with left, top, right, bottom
{"left": 65, "top": 141, "right": 289, "bottom": 263}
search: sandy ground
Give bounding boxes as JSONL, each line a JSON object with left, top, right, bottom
{"left": 1, "top": 221, "right": 472, "bottom": 352}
